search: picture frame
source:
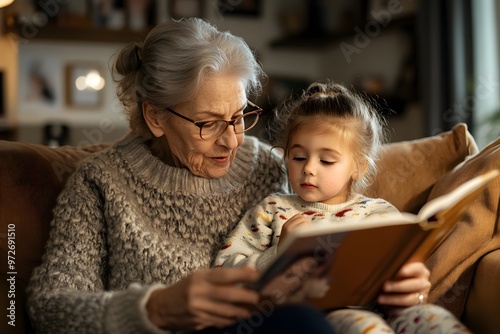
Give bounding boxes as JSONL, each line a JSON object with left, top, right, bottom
{"left": 65, "top": 63, "right": 105, "bottom": 110}
{"left": 218, "top": 0, "right": 261, "bottom": 17}
{"left": 169, "top": 0, "right": 203, "bottom": 20}
{"left": 18, "top": 53, "right": 62, "bottom": 111}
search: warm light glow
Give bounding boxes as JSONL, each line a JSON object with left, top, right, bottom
{"left": 74, "top": 70, "right": 105, "bottom": 91}
{"left": 0, "top": 0, "right": 14, "bottom": 8}
{"left": 75, "top": 76, "right": 87, "bottom": 91}
{"left": 86, "top": 70, "right": 105, "bottom": 90}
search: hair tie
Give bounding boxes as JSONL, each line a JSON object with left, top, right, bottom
{"left": 135, "top": 45, "right": 143, "bottom": 69}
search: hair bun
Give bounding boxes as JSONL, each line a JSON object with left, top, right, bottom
{"left": 306, "top": 81, "right": 350, "bottom": 99}
{"left": 305, "top": 83, "right": 325, "bottom": 96}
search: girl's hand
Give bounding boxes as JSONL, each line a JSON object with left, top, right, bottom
{"left": 377, "top": 262, "right": 431, "bottom": 311}
{"left": 279, "top": 214, "right": 310, "bottom": 246}
{"left": 146, "top": 266, "right": 260, "bottom": 331}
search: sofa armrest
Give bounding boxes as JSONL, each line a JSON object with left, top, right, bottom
{"left": 0, "top": 140, "right": 109, "bottom": 334}
{"left": 1, "top": 276, "right": 31, "bottom": 334}
{"left": 462, "top": 250, "right": 500, "bottom": 334}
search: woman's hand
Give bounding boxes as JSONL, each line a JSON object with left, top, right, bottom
{"left": 279, "top": 214, "right": 310, "bottom": 247}
{"left": 146, "top": 266, "right": 260, "bottom": 331}
{"left": 377, "top": 262, "right": 431, "bottom": 311}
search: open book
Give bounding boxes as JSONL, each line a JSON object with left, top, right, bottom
{"left": 252, "top": 169, "right": 499, "bottom": 311}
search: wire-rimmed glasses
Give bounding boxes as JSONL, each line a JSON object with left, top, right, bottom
{"left": 165, "top": 101, "right": 263, "bottom": 140}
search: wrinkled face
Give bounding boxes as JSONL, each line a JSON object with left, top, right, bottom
{"left": 287, "top": 123, "right": 360, "bottom": 205}
{"left": 153, "top": 72, "right": 247, "bottom": 178}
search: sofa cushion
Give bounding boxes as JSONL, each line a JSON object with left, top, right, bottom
{"left": 462, "top": 249, "right": 500, "bottom": 334}
{"left": 366, "top": 123, "right": 478, "bottom": 213}
{"left": 425, "top": 136, "right": 500, "bottom": 318}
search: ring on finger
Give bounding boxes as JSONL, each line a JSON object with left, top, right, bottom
{"left": 417, "top": 293, "right": 426, "bottom": 305}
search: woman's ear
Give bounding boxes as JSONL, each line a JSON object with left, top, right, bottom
{"left": 143, "top": 101, "right": 166, "bottom": 137}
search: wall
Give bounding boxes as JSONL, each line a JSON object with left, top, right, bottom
{"left": 205, "top": 0, "right": 425, "bottom": 142}
{"left": 0, "top": 9, "right": 18, "bottom": 131}
{"left": 15, "top": 41, "right": 129, "bottom": 145}
{"left": 1, "top": 0, "right": 425, "bottom": 145}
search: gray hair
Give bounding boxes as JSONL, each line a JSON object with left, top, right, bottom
{"left": 112, "top": 18, "right": 265, "bottom": 139}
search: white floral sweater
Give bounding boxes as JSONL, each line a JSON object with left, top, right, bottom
{"left": 214, "top": 194, "right": 399, "bottom": 271}
{"left": 27, "top": 134, "right": 287, "bottom": 334}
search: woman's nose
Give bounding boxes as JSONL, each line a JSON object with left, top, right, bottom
{"left": 217, "top": 125, "right": 239, "bottom": 149}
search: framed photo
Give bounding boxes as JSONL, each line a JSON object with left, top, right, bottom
{"left": 169, "top": 0, "right": 203, "bottom": 19}
{"left": 18, "top": 53, "right": 62, "bottom": 111}
{"left": 218, "top": 0, "right": 261, "bottom": 17}
{"left": 65, "top": 63, "right": 105, "bottom": 109}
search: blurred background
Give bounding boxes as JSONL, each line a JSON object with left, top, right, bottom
{"left": 0, "top": 0, "right": 499, "bottom": 149}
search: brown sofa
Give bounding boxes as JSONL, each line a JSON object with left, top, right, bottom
{"left": 1, "top": 123, "right": 499, "bottom": 333}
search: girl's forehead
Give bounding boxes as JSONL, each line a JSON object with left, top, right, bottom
{"left": 290, "top": 122, "right": 356, "bottom": 150}
{"left": 294, "top": 121, "right": 348, "bottom": 138}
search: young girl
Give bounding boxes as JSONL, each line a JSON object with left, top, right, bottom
{"left": 215, "top": 81, "right": 470, "bottom": 333}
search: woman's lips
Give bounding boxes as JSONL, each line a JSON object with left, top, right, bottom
{"left": 211, "top": 156, "right": 230, "bottom": 163}
{"left": 210, "top": 150, "right": 233, "bottom": 164}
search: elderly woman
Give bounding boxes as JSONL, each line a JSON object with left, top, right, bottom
{"left": 27, "top": 18, "right": 453, "bottom": 334}
{"left": 26, "top": 18, "right": 333, "bottom": 334}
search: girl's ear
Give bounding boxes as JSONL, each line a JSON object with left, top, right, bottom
{"left": 353, "top": 160, "right": 369, "bottom": 180}
{"left": 143, "top": 101, "right": 166, "bottom": 137}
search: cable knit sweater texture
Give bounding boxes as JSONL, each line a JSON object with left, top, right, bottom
{"left": 27, "top": 134, "right": 287, "bottom": 334}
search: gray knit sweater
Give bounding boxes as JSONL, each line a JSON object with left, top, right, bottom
{"left": 27, "top": 134, "right": 287, "bottom": 333}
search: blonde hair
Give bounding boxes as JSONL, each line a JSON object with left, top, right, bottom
{"left": 111, "top": 18, "right": 265, "bottom": 139}
{"left": 269, "top": 80, "right": 387, "bottom": 193}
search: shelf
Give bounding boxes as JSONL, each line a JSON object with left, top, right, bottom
{"left": 270, "top": 32, "right": 349, "bottom": 50}
{"left": 270, "top": 16, "right": 417, "bottom": 50}
{"left": 3, "top": 19, "right": 150, "bottom": 43}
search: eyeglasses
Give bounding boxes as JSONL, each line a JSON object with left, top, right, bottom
{"left": 165, "top": 101, "right": 263, "bottom": 140}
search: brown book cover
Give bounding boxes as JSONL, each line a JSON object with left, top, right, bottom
{"left": 253, "top": 169, "right": 500, "bottom": 311}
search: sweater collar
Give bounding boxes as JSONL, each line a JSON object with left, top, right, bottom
{"left": 293, "top": 193, "right": 363, "bottom": 211}
{"left": 114, "top": 133, "right": 261, "bottom": 195}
